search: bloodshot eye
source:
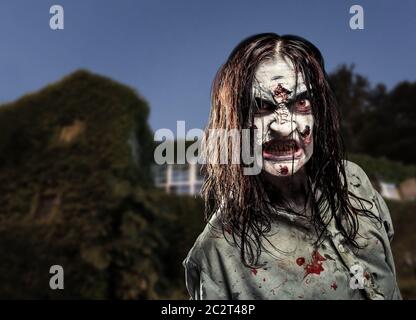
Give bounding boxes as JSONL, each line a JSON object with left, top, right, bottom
{"left": 294, "top": 99, "right": 312, "bottom": 114}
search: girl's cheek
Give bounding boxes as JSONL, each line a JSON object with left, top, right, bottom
{"left": 297, "top": 116, "right": 314, "bottom": 144}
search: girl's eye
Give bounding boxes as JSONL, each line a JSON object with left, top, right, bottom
{"left": 255, "top": 99, "right": 276, "bottom": 115}
{"left": 294, "top": 99, "right": 311, "bottom": 114}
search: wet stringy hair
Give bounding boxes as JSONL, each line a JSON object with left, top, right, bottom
{"left": 201, "top": 33, "right": 379, "bottom": 267}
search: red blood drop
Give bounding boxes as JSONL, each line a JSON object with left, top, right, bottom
{"left": 280, "top": 166, "right": 288, "bottom": 175}
{"left": 296, "top": 257, "right": 305, "bottom": 266}
{"left": 331, "top": 282, "right": 338, "bottom": 290}
{"left": 250, "top": 268, "right": 258, "bottom": 276}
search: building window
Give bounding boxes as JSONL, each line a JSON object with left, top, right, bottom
{"left": 168, "top": 185, "right": 190, "bottom": 195}
{"left": 152, "top": 162, "right": 204, "bottom": 196}
{"left": 59, "top": 119, "right": 86, "bottom": 144}
{"left": 380, "top": 182, "right": 401, "bottom": 200}
{"left": 196, "top": 164, "right": 204, "bottom": 182}
{"left": 153, "top": 165, "right": 167, "bottom": 184}
{"left": 176, "top": 185, "right": 191, "bottom": 195}
{"left": 194, "top": 182, "right": 203, "bottom": 194}
{"left": 171, "top": 164, "right": 189, "bottom": 182}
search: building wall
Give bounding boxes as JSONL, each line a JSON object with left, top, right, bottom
{"left": 400, "top": 178, "right": 416, "bottom": 201}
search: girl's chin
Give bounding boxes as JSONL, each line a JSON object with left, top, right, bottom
{"left": 262, "top": 157, "right": 307, "bottom": 176}
{"left": 264, "top": 164, "right": 299, "bottom": 176}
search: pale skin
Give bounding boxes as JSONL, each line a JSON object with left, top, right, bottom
{"left": 252, "top": 49, "right": 314, "bottom": 210}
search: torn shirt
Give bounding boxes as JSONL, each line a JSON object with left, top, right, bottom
{"left": 183, "top": 161, "right": 402, "bottom": 300}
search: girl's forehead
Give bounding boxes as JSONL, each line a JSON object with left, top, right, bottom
{"left": 252, "top": 55, "right": 308, "bottom": 101}
{"left": 255, "top": 55, "right": 304, "bottom": 84}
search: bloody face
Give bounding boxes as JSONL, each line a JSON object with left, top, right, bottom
{"left": 252, "top": 52, "right": 314, "bottom": 177}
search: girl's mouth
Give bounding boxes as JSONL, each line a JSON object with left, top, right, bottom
{"left": 262, "top": 139, "right": 303, "bottom": 161}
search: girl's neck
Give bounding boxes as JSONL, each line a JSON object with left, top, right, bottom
{"left": 262, "top": 167, "right": 309, "bottom": 209}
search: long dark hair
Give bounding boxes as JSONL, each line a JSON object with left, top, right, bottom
{"left": 201, "top": 33, "right": 378, "bottom": 267}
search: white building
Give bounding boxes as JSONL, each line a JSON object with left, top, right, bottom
{"left": 379, "top": 181, "right": 401, "bottom": 201}
{"left": 153, "top": 163, "right": 204, "bottom": 195}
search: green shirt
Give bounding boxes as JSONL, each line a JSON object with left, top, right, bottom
{"left": 183, "top": 161, "right": 402, "bottom": 300}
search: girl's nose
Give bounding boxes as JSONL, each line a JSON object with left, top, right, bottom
{"left": 269, "top": 107, "right": 297, "bottom": 137}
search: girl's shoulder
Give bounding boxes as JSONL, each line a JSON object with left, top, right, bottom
{"left": 344, "top": 160, "right": 373, "bottom": 190}
{"left": 343, "top": 160, "right": 395, "bottom": 241}
{"left": 183, "top": 213, "right": 232, "bottom": 269}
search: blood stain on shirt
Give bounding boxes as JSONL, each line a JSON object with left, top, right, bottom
{"left": 250, "top": 268, "right": 258, "bottom": 276}
{"left": 330, "top": 282, "right": 338, "bottom": 290}
{"left": 296, "top": 257, "right": 305, "bottom": 266}
{"left": 304, "top": 250, "right": 326, "bottom": 278}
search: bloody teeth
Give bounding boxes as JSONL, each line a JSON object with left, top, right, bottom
{"left": 264, "top": 140, "right": 299, "bottom": 155}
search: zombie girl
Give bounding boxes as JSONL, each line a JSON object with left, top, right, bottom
{"left": 183, "top": 33, "right": 401, "bottom": 300}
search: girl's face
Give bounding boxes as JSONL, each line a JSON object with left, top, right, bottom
{"left": 252, "top": 54, "right": 314, "bottom": 177}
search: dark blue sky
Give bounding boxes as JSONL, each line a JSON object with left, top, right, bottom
{"left": 0, "top": 0, "right": 415, "bottom": 135}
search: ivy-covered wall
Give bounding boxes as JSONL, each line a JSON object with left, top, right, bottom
{"left": 0, "top": 70, "right": 169, "bottom": 299}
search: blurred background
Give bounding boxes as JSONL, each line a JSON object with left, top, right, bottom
{"left": 0, "top": 0, "right": 415, "bottom": 299}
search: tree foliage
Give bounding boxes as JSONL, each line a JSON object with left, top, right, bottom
{"left": 329, "top": 65, "right": 416, "bottom": 166}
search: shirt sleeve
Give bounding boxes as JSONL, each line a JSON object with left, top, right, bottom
{"left": 183, "top": 256, "right": 229, "bottom": 300}
{"left": 346, "top": 160, "right": 402, "bottom": 300}
{"left": 346, "top": 160, "right": 395, "bottom": 243}
{"left": 373, "top": 188, "right": 395, "bottom": 242}
{"left": 183, "top": 258, "right": 200, "bottom": 300}
{"left": 372, "top": 185, "right": 402, "bottom": 300}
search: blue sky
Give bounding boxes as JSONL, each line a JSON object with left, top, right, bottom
{"left": 0, "top": 0, "right": 415, "bottom": 135}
